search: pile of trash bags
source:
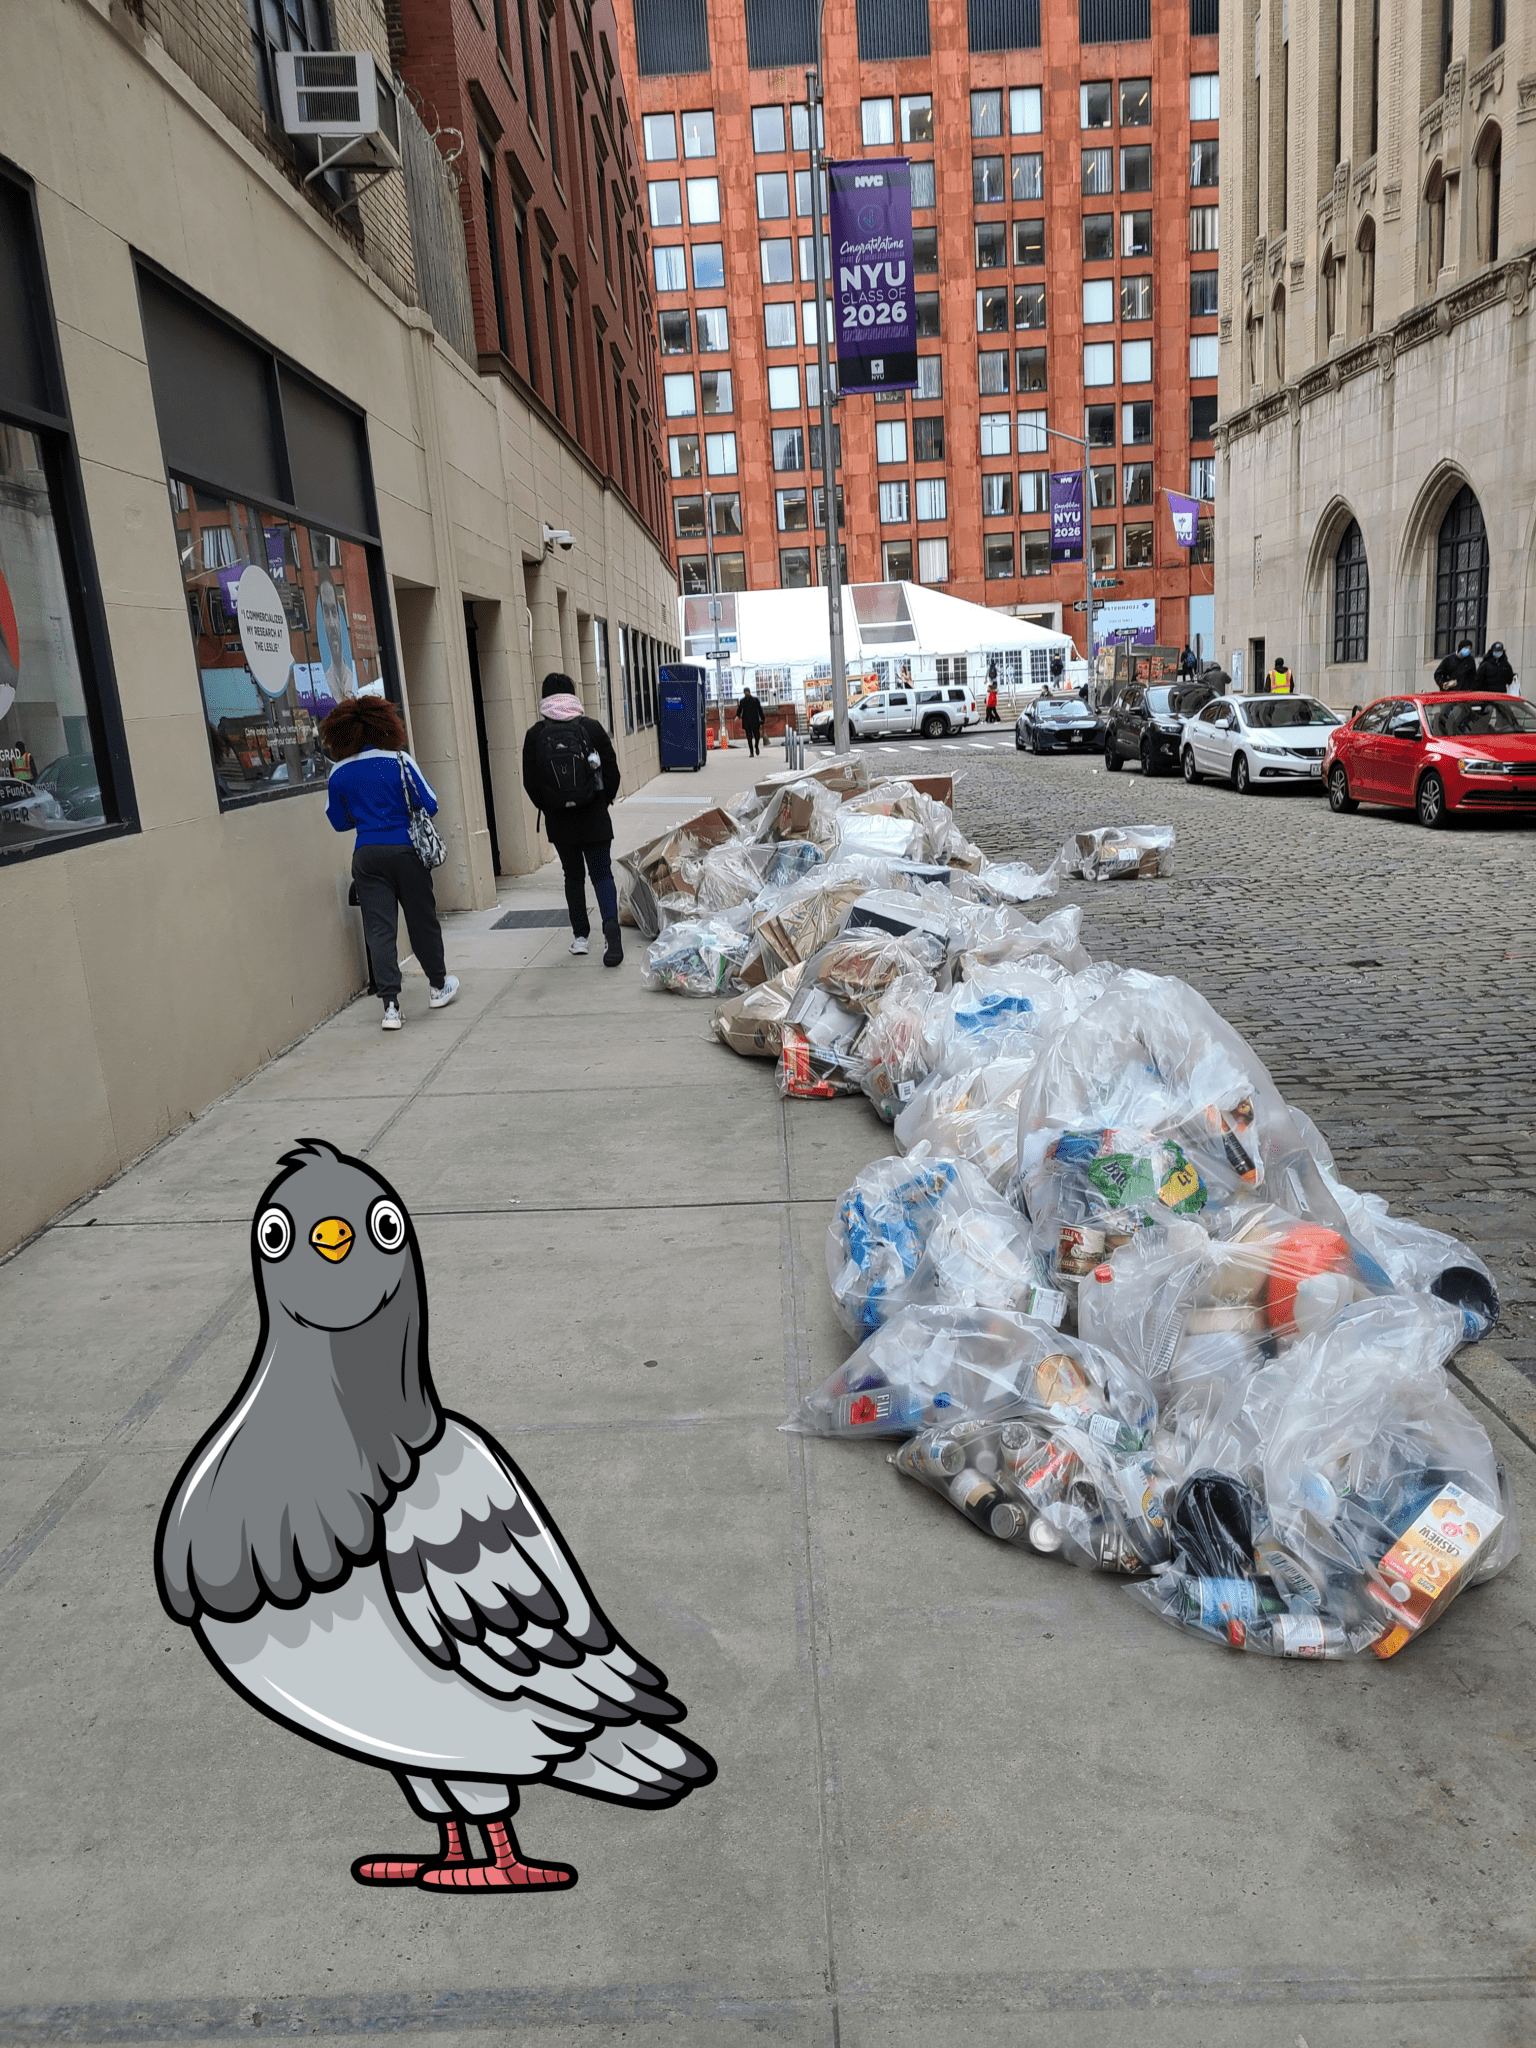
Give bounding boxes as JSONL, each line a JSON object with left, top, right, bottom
{"left": 636, "top": 755, "right": 1516, "bottom": 1662}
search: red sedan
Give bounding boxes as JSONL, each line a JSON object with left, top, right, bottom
{"left": 1324, "top": 693, "right": 1536, "bottom": 828}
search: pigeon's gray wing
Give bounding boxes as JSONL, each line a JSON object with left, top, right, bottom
{"left": 382, "top": 1416, "right": 713, "bottom": 1802}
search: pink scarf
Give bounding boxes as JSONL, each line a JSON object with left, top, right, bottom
{"left": 542, "top": 693, "right": 585, "bottom": 721}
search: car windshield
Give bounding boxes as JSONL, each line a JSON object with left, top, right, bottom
{"left": 1241, "top": 698, "right": 1340, "bottom": 728}
{"left": 1041, "top": 698, "right": 1084, "bottom": 718}
{"left": 1144, "top": 688, "right": 1176, "bottom": 715}
{"left": 1425, "top": 698, "right": 1536, "bottom": 738}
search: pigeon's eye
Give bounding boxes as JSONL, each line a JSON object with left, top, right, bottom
{"left": 256, "top": 1206, "right": 294, "bottom": 1260}
{"left": 367, "top": 1198, "right": 406, "bottom": 1252}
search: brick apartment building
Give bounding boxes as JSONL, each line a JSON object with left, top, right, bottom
{"left": 394, "top": 0, "right": 672, "bottom": 564}
{"left": 615, "top": 0, "right": 1222, "bottom": 659}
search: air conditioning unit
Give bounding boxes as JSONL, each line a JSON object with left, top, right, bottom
{"left": 274, "top": 51, "right": 402, "bottom": 174}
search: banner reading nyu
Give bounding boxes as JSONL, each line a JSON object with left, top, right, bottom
{"left": 1166, "top": 490, "right": 1201, "bottom": 547}
{"left": 829, "top": 158, "right": 916, "bottom": 394}
{"left": 1050, "top": 471, "right": 1084, "bottom": 563}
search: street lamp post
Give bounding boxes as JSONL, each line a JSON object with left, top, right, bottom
{"left": 702, "top": 490, "right": 728, "bottom": 745}
{"left": 807, "top": 10, "right": 849, "bottom": 755}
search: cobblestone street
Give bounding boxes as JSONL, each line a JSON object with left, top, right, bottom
{"left": 902, "top": 733, "right": 1536, "bottom": 1388}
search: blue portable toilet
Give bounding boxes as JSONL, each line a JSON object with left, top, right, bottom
{"left": 658, "top": 664, "right": 707, "bottom": 771}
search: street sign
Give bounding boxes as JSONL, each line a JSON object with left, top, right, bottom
{"left": 1092, "top": 575, "right": 1120, "bottom": 588}
{"left": 1071, "top": 600, "right": 1089, "bottom": 612}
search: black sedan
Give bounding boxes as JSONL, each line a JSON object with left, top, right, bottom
{"left": 1017, "top": 693, "right": 1100, "bottom": 754}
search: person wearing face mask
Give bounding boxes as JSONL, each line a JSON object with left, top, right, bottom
{"left": 1433, "top": 639, "right": 1479, "bottom": 691}
{"left": 1475, "top": 641, "right": 1516, "bottom": 695}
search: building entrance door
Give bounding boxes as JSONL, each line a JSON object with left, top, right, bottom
{"left": 1250, "top": 637, "right": 1265, "bottom": 695}
{"left": 463, "top": 602, "right": 502, "bottom": 876}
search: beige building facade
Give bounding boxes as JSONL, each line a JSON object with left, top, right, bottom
{"left": 1213, "top": 0, "right": 1534, "bottom": 704}
{"left": 0, "top": 0, "right": 677, "bottom": 1253}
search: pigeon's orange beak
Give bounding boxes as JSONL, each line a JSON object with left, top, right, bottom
{"left": 310, "top": 1217, "right": 354, "bottom": 1263}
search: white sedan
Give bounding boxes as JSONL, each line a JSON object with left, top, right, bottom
{"left": 1181, "top": 694, "right": 1342, "bottom": 793}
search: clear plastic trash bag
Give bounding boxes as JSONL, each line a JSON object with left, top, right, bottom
{"left": 640, "top": 907, "right": 754, "bottom": 996}
{"left": 1057, "top": 823, "right": 1175, "bottom": 881}
{"left": 953, "top": 903, "right": 1092, "bottom": 977}
{"left": 826, "top": 1147, "right": 1067, "bottom": 1338}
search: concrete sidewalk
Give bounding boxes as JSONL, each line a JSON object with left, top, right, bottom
{"left": 2, "top": 752, "right": 1534, "bottom": 2047}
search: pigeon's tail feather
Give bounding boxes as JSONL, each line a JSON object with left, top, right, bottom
{"left": 550, "top": 1719, "right": 716, "bottom": 1806}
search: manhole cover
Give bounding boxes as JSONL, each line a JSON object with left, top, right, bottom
{"left": 491, "top": 909, "right": 570, "bottom": 929}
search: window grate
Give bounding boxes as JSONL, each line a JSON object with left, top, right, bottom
{"left": 1080, "top": 0, "right": 1151, "bottom": 40}
{"left": 968, "top": 0, "right": 1040, "bottom": 51}
{"left": 856, "top": 0, "right": 932, "bottom": 61}
{"left": 1190, "top": 0, "right": 1219, "bottom": 30}
{"left": 745, "top": 0, "right": 816, "bottom": 68}
{"left": 491, "top": 909, "right": 574, "bottom": 929}
{"left": 633, "top": 0, "right": 709, "bottom": 76}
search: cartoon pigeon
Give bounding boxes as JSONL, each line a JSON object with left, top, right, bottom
{"left": 155, "top": 1141, "right": 715, "bottom": 1893}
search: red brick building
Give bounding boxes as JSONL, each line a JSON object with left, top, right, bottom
{"left": 395, "top": 0, "right": 671, "bottom": 553}
{"left": 613, "top": 0, "right": 1220, "bottom": 658}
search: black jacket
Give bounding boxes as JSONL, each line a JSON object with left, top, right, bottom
{"left": 737, "top": 693, "right": 765, "bottom": 733}
{"left": 1433, "top": 650, "right": 1478, "bottom": 689}
{"left": 521, "top": 715, "right": 622, "bottom": 846}
{"left": 1476, "top": 651, "right": 1515, "bottom": 694}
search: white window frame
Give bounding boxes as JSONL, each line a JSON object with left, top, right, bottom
{"left": 876, "top": 420, "right": 909, "bottom": 464}
{"left": 915, "top": 478, "right": 947, "bottom": 521}
{"left": 980, "top": 412, "right": 1011, "bottom": 456}
{"left": 1010, "top": 86, "right": 1042, "bottom": 135}
{"left": 705, "top": 431, "right": 738, "bottom": 476}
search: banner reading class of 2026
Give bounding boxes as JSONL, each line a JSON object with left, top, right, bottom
{"left": 829, "top": 159, "right": 917, "bottom": 394}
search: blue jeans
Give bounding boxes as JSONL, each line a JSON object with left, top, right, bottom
{"left": 557, "top": 841, "right": 618, "bottom": 937}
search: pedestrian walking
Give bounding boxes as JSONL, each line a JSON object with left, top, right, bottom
{"left": 985, "top": 660, "right": 1000, "bottom": 724}
{"left": 521, "top": 670, "right": 624, "bottom": 966}
{"left": 1434, "top": 639, "right": 1478, "bottom": 690}
{"left": 737, "top": 685, "right": 765, "bottom": 758}
{"left": 321, "top": 696, "right": 458, "bottom": 1032}
{"left": 1179, "top": 643, "right": 1197, "bottom": 680}
{"left": 1475, "top": 641, "right": 1516, "bottom": 694}
{"left": 1266, "top": 656, "right": 1294, "bottom": 694}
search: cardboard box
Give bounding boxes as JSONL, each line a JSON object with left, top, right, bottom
{"left": 1368, "top": 1484, "right": 1503, "bottom": 1650}
{"left": 635, "top": 807, "right": 738, "bottom": 899}
{"left": 753, "top": 759, "right": 871, "bottom": 800}
{"left": 709, "top": 995, "right": 785, "bottom": 1058}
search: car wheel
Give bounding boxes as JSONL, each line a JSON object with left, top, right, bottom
{"left": 1139, "top": 738, "right": 1157, "bottom": 777}
{"left": 1014, "top": 728, "right": 1025, "bottom": 751}
{"left": 1182, "top": 747, "right": 1201, "bottom": 785}
{"left": 1105, "top": 737, "right": 1122, "bottom": 772}
{"left": 1327, "top": 765, "right": 1357, "bottom": 812}
{"left": 1232, "top": 753, "right": 1253, "bottom": 795}
{"left": 1031, "top": 728, "right": 1046, "bottom": 756}
{"left": 1417, "top": 770, "right": 1453, "bottom": 829}
{"left": 921, "top": 714, "right": 947, "bottom": 738}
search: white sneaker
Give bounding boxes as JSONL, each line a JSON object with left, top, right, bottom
{"left": 569, "top": 936, "right": 589, "bottom": 955}
{"left": 381, "top": 1000, "right": 402, "bottom": 1031}
{"left": 428, "top": 975, "right": 460, "bottom": 1009}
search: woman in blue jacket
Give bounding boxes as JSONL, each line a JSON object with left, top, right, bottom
{"left": 321, "top": 696, "right": 458, "bottom": 1031}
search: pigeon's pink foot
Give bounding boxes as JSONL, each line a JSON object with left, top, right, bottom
{"left": 354, "top": 1819, "right": 467, "bottom": 1886}
{"left": 417, "top": 1819, "right": 577, "bottom": 1892}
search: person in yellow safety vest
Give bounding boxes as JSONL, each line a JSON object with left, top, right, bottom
{"left": 1267, "top": 656, "right": 1294, "bottom": 694}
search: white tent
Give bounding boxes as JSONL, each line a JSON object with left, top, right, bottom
{"left": 678, "top": 581, "right": 1081, "bottom": 703}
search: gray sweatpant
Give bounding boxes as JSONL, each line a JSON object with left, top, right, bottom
{"left": 352, "top": 842, "right": 447, "bottom": 999}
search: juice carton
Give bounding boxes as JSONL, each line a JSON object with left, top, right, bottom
{"left": 1367, "top": 1483, "right": 1502, "bottom": 1656}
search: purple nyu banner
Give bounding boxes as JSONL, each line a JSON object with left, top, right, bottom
{"left": 1165, "top": 490, "right": 1201, "bottom": 547}
{"left": 829, "top": 159, "right": 916, "bottom": 394}
{"left": 1050, "top": 471, "right": 1084, "bottom": 563}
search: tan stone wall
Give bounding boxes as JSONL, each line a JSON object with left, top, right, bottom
{"left": 0, "top": 0, "right": 674, "bottom": 1252}
{"left": 1214, "top": 0, "right": 1534, "bottom": 697}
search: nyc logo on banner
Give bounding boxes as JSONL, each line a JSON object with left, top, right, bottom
{"left": 829, "top": 159, "right": 917, "bottom": 394}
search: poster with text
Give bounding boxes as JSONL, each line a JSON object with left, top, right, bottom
{"left": 1050, "top": 472, "right": 1084, "bottom": 563}
{"left": 829, "top": 159, "right": 916, "bottom": 394}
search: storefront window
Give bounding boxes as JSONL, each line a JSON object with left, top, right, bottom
{"left": 170, "top": 478, "right": 385, "bottom": 804}
{"left": 0, "top": 167, "right": 128, "bottom": 860}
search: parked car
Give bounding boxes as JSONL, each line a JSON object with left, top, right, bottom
{"left": 810, "top": 683, "right": 976, "bottom": 742}
{"left": 1324, "top": 692, "right": 1536, "bottom": 828}
{"left": 35, "top": 751, "right": 104, "bottom": 822}
{"left": 1103, "top": 682, "right": 1187, "bottom": 775}
{"left": 1017, "top": 692, "right": 1099, "bottom": 754}
{"left": 0, "top": 776, "right": 72, "bottom": 834}
{"left": 1181, "top": 693, "right": 1340, "bottom": 792}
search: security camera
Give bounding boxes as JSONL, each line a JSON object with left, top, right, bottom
{"left": 542, "top": 525, "right": 575, "bottom": 554}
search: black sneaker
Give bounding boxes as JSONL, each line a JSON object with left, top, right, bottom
{"left": 602, "top": 919, "right": 624, "bottom": 967}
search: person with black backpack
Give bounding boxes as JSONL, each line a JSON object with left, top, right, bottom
{"left": 521, "top": 671, "right": 624, "bottom": 964}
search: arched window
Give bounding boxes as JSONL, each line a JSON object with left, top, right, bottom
{"left": 1476, "top": 125, "right": 1502, "bottom": 263}
{"left": 1271, "top": 284, "right": 1286, "bottom": 381}
{"left": 1322, "top": 245, "right": 1339, "bottom": 345}
{"left": 1357, "top": 218, "right": 1376, "bottom": 335}
{"left": 1433, "top": 485, "right": 1489, "bottom": 657}
{"left": 1333, "top": 519, "right": 1369, "bottom": 662}
{"left": 1424, "top": 163, "right": 1446, "bottom": 288}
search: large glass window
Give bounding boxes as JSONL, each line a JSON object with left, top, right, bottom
{"left": 1015, "top": 283, "right": 1046, "bottom": 329}
{"left": 1433, "top": 486, "right": 1489, "bottom": 657}
{"left": 1190, "top": 139, "right": 1219, "bottom": 188}
{"left": 1017, "top": 346, "right": 1047, "bottom": 391}
{"left": 1122, "top": 400, "right": 1152, "bottom": 443}
{"left": 1120, "top": 77, "right": 1151, "bottom": 125}
{"left": 768, "top": 365, "right": 801, "bottom": 410}
{"left": 882, "top": 539, "right": 913, "bottom": 579}
{"left": 699, "top": 370, "right": 733, "bottom": 414}
{"left": 648, "top": 179, "right": 682, "bottom": 227}
{"left": 1014, "top": 219, "right": 1045, "bottom": 264}
{"left": 971, "top": 89, "right": 1003, "bottom": 136}
{"left": 913, "top": 417, "right": 946, "bottom": 463}
{"left": 918, "top": 536, "right": 949, "bottom": 584}
{"left": 682, "top": 110, "right": 716, "bottom": 157}
{"left": 981, "top": 473, "right": 1013, "bottom": 516}
{"left": 1121, "top": 146, "right": 1152, "bottom": 192}
{"left": 1123, "top": 210, "right": 1152, "bottom": 256}
{"left": 643, "top": 113, "right": 677, "bottom": 160}
{"left": 686, "top": 177, "right": 720, "bottom": 223}
{"left": 659, "top": 309, "right": 692, "bottom": 353}
{"left": 917, "top": 355, "right": 943, "bottom": 398}
{"left": 663, "top": 372, "right": 697, "bottom": 416}
{"left": 654, "top": 246, "right": 687, "bottom": 292}
{"left": 781, "top": 547, "right": 813, "bottom": 587}
{"left": 1082, "top": 148, "right": 1113, "bottom": 195}
{"left": 669, "top": 434, "right": 700, "bottom": 477}
{"left": 985, "top": 533, "right": 1015, "bottom": 579}
{"left": 862, "top": 97, "right": 895, "bottom": 144}
{"left": 773, "top": 426, "right": 805, "bottom": 470}
{"left": 1190, "top": 73, "right": 1220, "bottom": 121}
{"left": 977, "top": 223, "right": 1008, "bottom": 269}
{"left": 757, "top": 171, "right": 790, "bottom": 219}
{"left": 1190, "top": 268, "right": 1219, "bottom": 316}
{"left": 776, "top": 487, "right": 808, "bottom": 532}
{"left": 1010, "top": 87, "right": 1042, "bottom": 133}
{"left": 879, "top": 481, "right": 910, "bottom": 521}
{"left": 974, "top": 156, "right": 1005, "bottom": 204}
{"left": 752, "top": 104, "right": 786, "bottom": 152}
{"left": 1083, "top": 214, "right": 1114, "bottom": 261}
{"left": 1084, "top": 279, "right": 1115, "bottom": 324}
{"left": 1081, "top": 81, "right": 1113, "bottom": 127}
{"left": 692, "top": 243, "right": 724, "bottom": 287}
{"left": 876, "top": 420, "right": 909, "bottom": 463}
{"left": 761, "top": 237, "right": 793, "bottom": 284}
{"left": 696, "top": 306, "right": 729, "bottom": 350}
{"left": 764, "top": 301, "right": 797, "bottom": 347}
{"left": 910, "top": 161, "right": 936, "bottom": 208}
{"left": 901, "top": 95, "right": 934, "bottom": 141}
{"left": 1121, "top": 274, "right": 1152, "bottom": 320}
{"left": 1012, "top": 153, "right": 1044, "bottom": 201}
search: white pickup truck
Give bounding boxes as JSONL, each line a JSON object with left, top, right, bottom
{"left": 811, "top": 684, "right": 979, "bottom": 742}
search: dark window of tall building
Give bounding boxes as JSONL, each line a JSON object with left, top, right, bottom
{"left": 1190, "top": 0, "right": 1219, "bottom": 30}
{"left": 1190, "top": 268, "right": 1218, "bottom": 316}
{"left": 542, "top": 252, "right": 562, "bottom": 419}
{"left": 564, "top": 289, "right": 581, "bottom": 435}
{"left": 914, "top": 226, "right": 939, "bottom": 272}
{"left": 1369, "top": 0, "right": 1380, "bottom": 153}
{"left": 1190, "top": 393, "right": 1218, "bottom": 441}
{"left": 968, "top": 0, "right": 1041, "bottom": 52}
{"left": 1491, "top": 0, "right": 1505, "bottom": 46}
{"left": 1080, "top": 0, "right": 1151, "bottom": 40}
{"left": 245, "top": 0, "right": 329, "bottom": 123}
{"left": 745, "top": 0, "right": 817, "bottom": 67}
{"left": 856, "top": 0, "right": 932, "bottom": 62}
{"left": 913, "top": 415, "right": 945, "bottom": 462}
{"left": 633, "top": 0, "right": 710, "bottom": 76}
{"left": 1433, "top": 486, "right": 1489, "bottom": 657}
{"left": 513, "top": 200, "right": 536, "bottom": 385}
{"left": 1332, "top": 520, "right": 1369, "bottom": 662}
{"left": 1086, "top": 404, "right": 1116, "bottom": 446}
{"left": 480, "top": 148, "right": 510, "bottom": 357}
{"left": 540, "top": 15, "right": 561, "bottom": 179}
{"left": 515, "top": 0, "right": 535, "bottom": 100}
{"left": 1083, "top": 214, "right": 1113, "bottom": 261}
